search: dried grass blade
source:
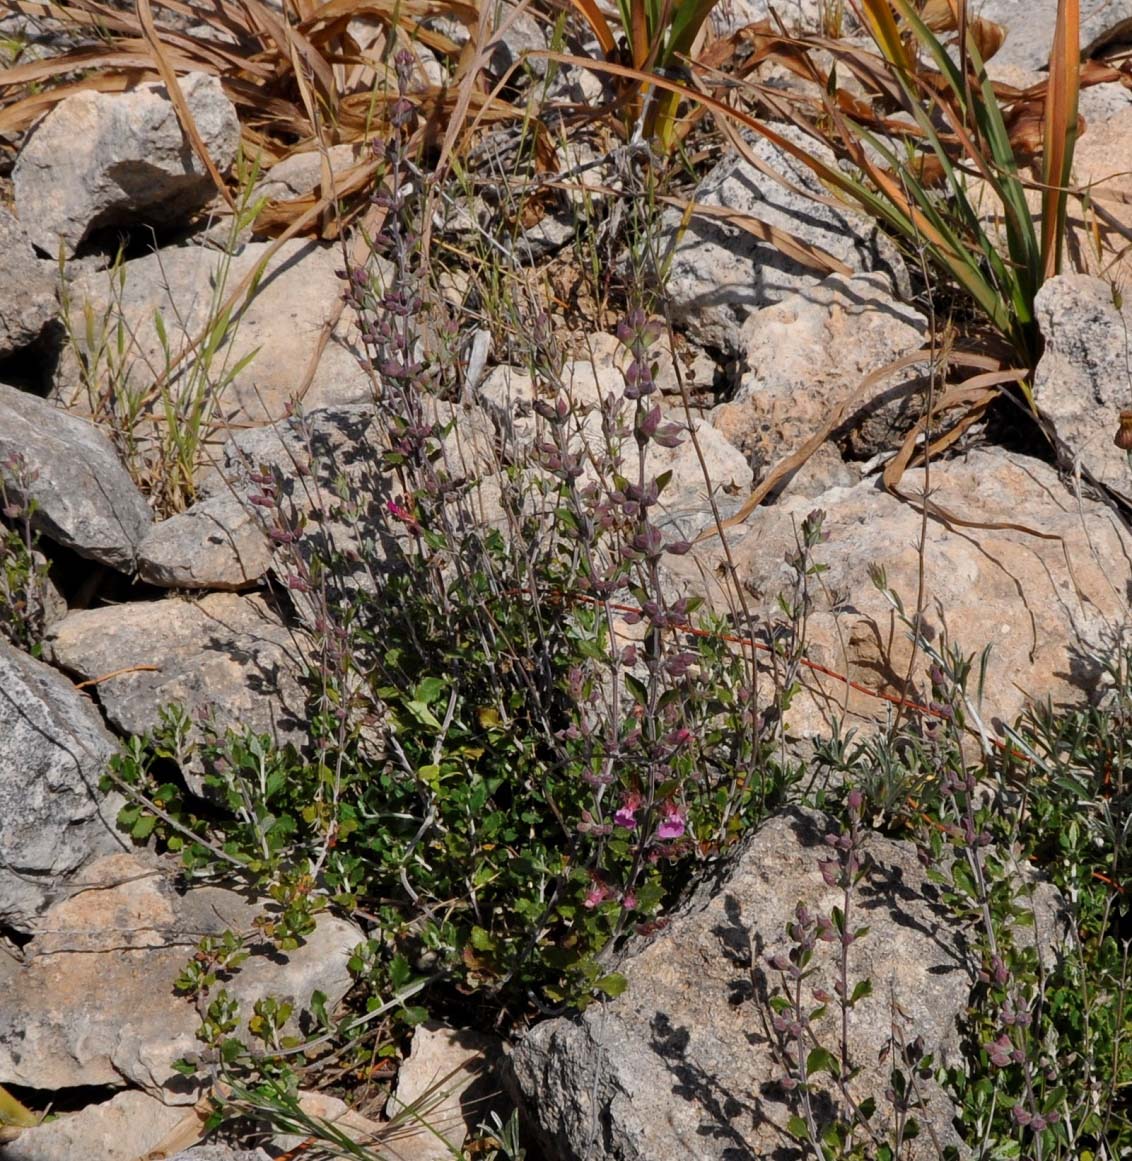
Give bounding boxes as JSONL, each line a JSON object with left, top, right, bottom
{"left": 657, "top": 196, "right": 853, "bottom": 275}
{"left": 250, "top": 0, "right": 337, "bottom": 104}
{"left": 565, "top": 0, "right": 617, "bottom": 56}
{"left": 1041, "top": 0, "right": 1081, "bottom": 278}
{"left": 695, "top": 351, "right": 939, "bottom": 544}
{"left": 856, "top": 0, "right": 914, "bottom": 71}
{"left": 881, "top": 382, "right": 1000, "bottom": 491}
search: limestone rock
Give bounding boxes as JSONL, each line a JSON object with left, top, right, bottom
{"left": 580, "top": 330, "right": 720, "bottom": 398}
{"left": 46, "top": 592, "right": 307, "bottom": 791}
{"left": 1, "top": 1089, "right": 187, "bottom": 1161}
{"left": 54, "top": 239, "right": 376, "bottom": 429}
{"left": 715, "top": 272, "right": 929, "bottom": 483}
{"left": 168, "top": 1150, "right": 271, "bottom": 1161}
{"left": 138, "top": 405, "right": 380, "bottom": 591}
{"left": 0, "top": 381, "right": 152, "bottom": 571}
{"left": 385, "top": 1022, "right": 504, "bottom": 1159}
{"left": 137, "top": 491, "right": 274, "bottom": 591}
{"left": 0, "top": 852, "right": 361, "bottom": 1099}
{"left": 13, "top": 72, "right": 240, "bottom": 257}
{"left": 661, "top": 128, "right": 909, "bottom": 354}
{"left": 479, "top": 358, "right": 753, "bottom": 538}
{"left": 1067, "top": 92, "right": 1132, "bottom": 286}
{"left": 0, "top": 209, "right": 57, "bottom": 355}
{"left": 252, "top": 143, "right": 360, "bottom": 204}
{"left": 508, "top": 808, "right": 1044, "bottom": 1159}
{"left": 0, "top": 639, "right": 126, "bottom": 931}
{"left": 1032, "top": 274, "right": 1132, "bottom": 500}
{"left": 668, "top": 447, "right": 1132, "bottom": 738}
{"left": 980, "top": 0, "right": 1132, "bottom": 72}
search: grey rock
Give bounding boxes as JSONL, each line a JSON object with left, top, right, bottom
{"left": 708, "top": 0, "right": 826, "bottom": 36}
{"left": 138, "top": 403, "right": 390, "bottom": 590}
{"left": 662, "top": 128, "right": 910, "bottom": 354}
{"left": 54, "top": 238, "right": 375, "bottom": 429}
{"left": 0, "top": 638, "right": 126, "bottom": 931}
{"left": 13, "top": 72, "right": 240, "bottom": 257}
{"left": 1, "top": 1089, "right": 188, "bottom": 1161}
{"left": 138, "top": 400, "right": 507, "bottom": 594}
{"left": 0, "top": 851, "right": 361, "bottom": 1099}
{"left": 489, "top": 3, "right": 550, "bottom": 77}
{"left": 510, "top": 809, "right": 1063, "bottom": 1160}
{"left": 1032, "top": 273, "right": 1132, "bottom": 500}
{"left": 46, "top": 592, "right": 307, "bottom": 792}
{"left": 423, "top": 4, "right": 549, "bottom": 77}
{"left": 137, "top": 491, "right": 275, "bottom": 590}
{"left": 0, "top": 209, "right": 57, "bottom": 354}
{"left": 980, "top": 0, "right": 1132, "bottom": 72}
{"left": 252, "top": 143, "right": 361, "bottom": 204}
{"left": 0, "top": 381, "right": 152, "bottom": 571}
{"left": 168, "top": 1150, "right": 272, "bottom": 1161}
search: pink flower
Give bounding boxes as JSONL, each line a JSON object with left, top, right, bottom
{"left": 656, "top": 805, "right": 686, "bottom": 840}
{"left": 613, "top": 792, "right": 642, "bottom": 830}
{"left": 386, "top": 497, "right": 421, "bottom": 534}
{"left": 583, "top": 879, "right": 610, "bottom": 909}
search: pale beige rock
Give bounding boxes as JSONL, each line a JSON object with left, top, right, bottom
{"left": 714, "top": 272, "right": 928, "bottom": 487}
{"left": 1065, "top": 92, "right": 1132, "bottom": 286}
{"left": 667, "top": 447, "right": 1132, "bottom": 738}
{"left": 47, "top": 592, "right": 306, "bottom": 791}
{"left": 579, "top": 330, "right": 719, "bottom": 397}
{"left": 273, "top": 1091, "right": 384, "bottom": 1154}
{"left": 54, "top": 239, "right": 376, "bottom": 429}
{"left": 479, "top": 357, "right": 753, "bottom": 538}
{"left": 384, "top": 1022, "right": 503, "bottom": 1160}
{"left": 0, "top": 852, "right": 361, "bottom": 1099}
{"left": 1032, "top": 274, "right": 1132, "bottom": 501}
{"left": 1, "top": 1089, "right": 187, "bottom": 1161}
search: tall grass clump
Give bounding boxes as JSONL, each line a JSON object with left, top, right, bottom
{"left": 555, "top": 0, "right": 1082, "bottom": 376}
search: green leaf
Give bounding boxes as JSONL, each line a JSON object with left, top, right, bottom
{"left": 414, "top": 676, "right": 447, "bottom": 704}
{"left": 406, "top": 700, "right": 442, "bottom": 730}
{"left": 849, "top": 978, "right": 873, "bottom": 1007}
{"left": 470, "top": 926, "right": 498, "bottom": 952}
{"left": 594, "top": 972, "right": 628, "bottom": 997}
{"left": 625, "top": 673, "right": 648, "bottom": 707}
{"left": 806, "top": 1046, "right": 839, "bottom": 1077}
{"left": 131, "top": 813, "right": 158, "bottom": 840}
{"left": 787, "top": 1115, "right": 809, "bottom": 1140}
